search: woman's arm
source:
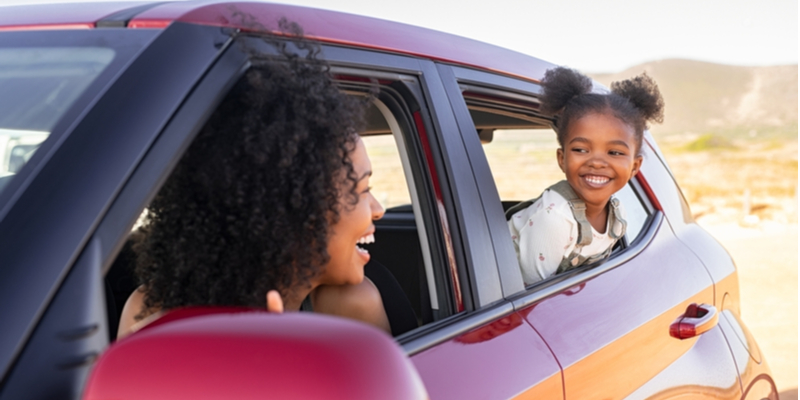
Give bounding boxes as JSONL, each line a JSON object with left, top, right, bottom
{"left": 310, "top": 278, "right": 391, "bottom": 334}
{"left": 117, "top": 286, "right": 150, "bottom": 339}
{"left": 117, "top": 287, "right": 286, "bottom": 340}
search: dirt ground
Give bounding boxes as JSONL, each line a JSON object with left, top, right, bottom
{"left": 700, "top": 220, "right": 798, "bottom": 400}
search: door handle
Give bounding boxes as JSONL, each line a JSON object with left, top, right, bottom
{"left": 669, "top": 303, "right": 718, "bottom": 340}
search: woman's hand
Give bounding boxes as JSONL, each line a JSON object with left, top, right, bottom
{"left": 266, "top": 290, "right": 284, "bottom": 313}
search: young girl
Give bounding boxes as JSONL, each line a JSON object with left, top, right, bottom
{"left": 508, "top": 67, "right": 664, "bottom": 285}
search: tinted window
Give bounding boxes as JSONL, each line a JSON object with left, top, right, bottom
{"left": 0, "top": 47, "right": 115, "bottom": 195}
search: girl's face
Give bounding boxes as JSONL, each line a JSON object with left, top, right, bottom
{"left": 557, "top": 112, "right": 643, "bottom": 211}
{"left": 321, "top": 137, "right": 385, "bottom": 286}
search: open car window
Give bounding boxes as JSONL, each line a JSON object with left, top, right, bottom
{"left": 460, "top": 85, "right": 653, "bottom": 286}
{"left": 104, "top": 63, "right": 456, "bottom": 341}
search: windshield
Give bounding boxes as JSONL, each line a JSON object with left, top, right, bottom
{"left": 0, "top": 47, "right": 115, "bottom": 194}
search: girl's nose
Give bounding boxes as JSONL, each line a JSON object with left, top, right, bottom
{"left": 588, "top": 154, "right": 609, "bottom": 168}
{"left": 370, "top": 194, "right": 385, "bottom": 220}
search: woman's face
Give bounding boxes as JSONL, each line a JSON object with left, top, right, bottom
{"left": 321, "top": 137, "right": 384, "bottom": 286}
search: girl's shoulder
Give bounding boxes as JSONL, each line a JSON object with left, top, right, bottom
{"left": 509, "top": 189, "right": 573, "bottom": 229}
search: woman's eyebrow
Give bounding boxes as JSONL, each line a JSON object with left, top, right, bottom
{"left": 358, "top": 170, "right": 373, "bottom": 181}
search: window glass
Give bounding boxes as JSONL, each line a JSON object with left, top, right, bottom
{"left": 614, "top": 183, "right": 649, "bottom": 243}
{"left": 0, "top": 47, "right": 116, "bottom": 195}
{"left": 361, "top": 134, "right": 411, "bottom": 209}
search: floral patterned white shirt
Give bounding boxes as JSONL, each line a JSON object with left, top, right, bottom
{"left": 508, "top": 190, "right": 624, "bottom": 286}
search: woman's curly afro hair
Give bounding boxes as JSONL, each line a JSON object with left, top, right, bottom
{"left": 134, "top": 26, "right": 367, "bottom": 315}
{"left": 539, "top": 66, "right": 664, "bottom": 154}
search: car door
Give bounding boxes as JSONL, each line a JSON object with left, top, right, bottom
{"left": 0, "top": 23, "right": 235, "bottom": 399}
{"left": 439, "top": 64, "right": 745, "bottom": 399}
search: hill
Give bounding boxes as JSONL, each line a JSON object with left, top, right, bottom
{"left": 589, "top": 59, "right": 798, "bottom": 137}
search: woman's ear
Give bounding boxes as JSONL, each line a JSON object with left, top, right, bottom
{"left": 266, "top": 290, "right": 284, "bottom": 313}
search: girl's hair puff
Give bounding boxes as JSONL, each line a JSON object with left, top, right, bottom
{"left": 540, "top": 67, "right": 664, "bottom": 155}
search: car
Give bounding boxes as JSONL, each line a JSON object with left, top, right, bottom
{"left": 0, "top": 1, "right": 778, "bottom": 399}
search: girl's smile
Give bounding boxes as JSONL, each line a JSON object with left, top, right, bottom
{"left": 557, "top": 111, "right": 642, "bottom": 228}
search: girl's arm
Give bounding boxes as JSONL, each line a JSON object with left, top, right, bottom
{"left": 515, "top": 202, "right": 576, "bottom": 285}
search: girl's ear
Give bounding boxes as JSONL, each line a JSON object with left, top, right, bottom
{"left": 631, "top": 155, "right": 643, "bottom": 176}
{"left": 556, "top": 148, "right": 566, "bottom": 173}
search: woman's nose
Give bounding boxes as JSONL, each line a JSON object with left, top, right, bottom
{"left": 370, "top": 194, "right": 385, "bottom": 220}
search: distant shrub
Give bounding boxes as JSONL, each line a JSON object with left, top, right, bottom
{"left": 684, "top": 133, "right": 737, "bottom": 151}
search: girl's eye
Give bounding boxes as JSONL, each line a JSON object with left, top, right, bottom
{"left": 571, "top": 148, "right": 588, "bottom": 153}
{"left": 362, "top": 186, "right": 372, "bottom": 194}
{"left": 609, "top": 150, "right": 625, "bottom": 156}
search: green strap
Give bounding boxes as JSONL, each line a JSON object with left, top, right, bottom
{"left": 505, "top": 197, "right": 539, "bottom": 220}
{"left": 607, "top": 197, "right": 627, "bottom": 240}
{"left": 548, "top": 181, "right": 592, "bottom": 247}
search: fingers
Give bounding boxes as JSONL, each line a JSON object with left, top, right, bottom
{"left": 266, "top": 290, "right": 284, "bottom": 313}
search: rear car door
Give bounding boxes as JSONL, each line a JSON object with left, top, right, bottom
{"left": 439, "top": 64, "right": 745, "bottom": 399}
{"left": 310, "top": 43, "right": 564, "bottom": 399}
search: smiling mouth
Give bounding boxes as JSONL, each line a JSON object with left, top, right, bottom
{"left": 356, "top": 233, "right": 375, "bottom": 254}
{"left": 583, "top": 175, "right": 610, "bottom": 186}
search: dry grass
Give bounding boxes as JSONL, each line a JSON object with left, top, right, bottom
{"left": 662, "top": 134, "right": 798, "bottom": 225}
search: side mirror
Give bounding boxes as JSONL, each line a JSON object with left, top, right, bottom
{"left": 83, "top": 307, "right": 428, "bottom": 400}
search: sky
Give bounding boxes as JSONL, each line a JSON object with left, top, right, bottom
{"left": 1, "top": 0, "right": 797, "bottom": 72}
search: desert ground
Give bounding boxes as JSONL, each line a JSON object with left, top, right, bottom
{"left": 667, "top": 136, "right": 798, "bottom": 400}
{"left": 702, "top": 220, "right": 797, "bottom": 400}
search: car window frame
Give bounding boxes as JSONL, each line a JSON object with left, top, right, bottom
{"left": 441, "top": 64, "right": 663, "bottom": 301}
{"left": 321, "top": 47, "right": 511, "bottom": 317}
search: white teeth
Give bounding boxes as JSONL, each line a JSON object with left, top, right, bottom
{"left": 585, "top": 176, "right": 609, "bottom": 184}
{"left": 357, "top": 233, "right": 375, "bottom": 245}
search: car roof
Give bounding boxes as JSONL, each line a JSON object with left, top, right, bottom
{"left": 0, "top": 0, "right": 555, "bottom": 83}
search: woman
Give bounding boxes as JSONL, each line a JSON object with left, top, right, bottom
{"left": 118, "top": 29, "right": 389, "bottom": 337}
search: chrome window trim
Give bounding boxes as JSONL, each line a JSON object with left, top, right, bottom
{"left": 329, "top": 66, "right": 418, "bottom": 83}
{"left": 400, "top": 301, "right": 515, "bottom": 356}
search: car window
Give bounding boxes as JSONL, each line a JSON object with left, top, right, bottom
{"left": 613, "top": 182, "right": 649, "bottom": 244}
{"left": 361, "top": 134, "right": 411, "bottom": 209}
{"left": 0, "top": 47, "right": 115, "bottom": 196}
{"left": 460, "top": 87, "right": 653, "bottom": 284}
{"left": 105, "top": 68, "right": 453, "bottom": 340}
